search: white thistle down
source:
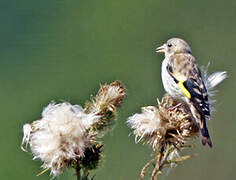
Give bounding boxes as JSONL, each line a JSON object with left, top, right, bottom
{"left": 21, "top": 102, "right": 100, "bottom": 176}
{"left": 21, "top": 81, "right": 126, "bottom": 177}
{"left": 127, "top": 106, "right": 164, "bottom": 143}
{"left": 127, "top": 94, "right": 198, "bottom": 150}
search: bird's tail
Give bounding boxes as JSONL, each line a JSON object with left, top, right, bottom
{"left": 200, "top": 116, "right": 213, "bottom": 148}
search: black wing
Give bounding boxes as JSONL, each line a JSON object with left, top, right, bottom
{"left": 183, "top": 77, "right": 210, "bottom": 117}
{"left": 166, "top": 61, "right": 210, "bottom": 117}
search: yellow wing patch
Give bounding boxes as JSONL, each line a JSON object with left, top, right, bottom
{"left": 177, "top": 81, "right": 191, "bottom": 99}
{"left": 169, "top": 70, "right": 191, "bottom": 99}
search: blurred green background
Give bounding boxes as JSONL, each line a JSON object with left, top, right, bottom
{"left": 0, "top": 0, "right": 234, "bottom": 179}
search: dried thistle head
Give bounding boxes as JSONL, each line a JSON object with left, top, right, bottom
{"left": 21, "top": 102, "right": 100, "bottom": 176}
{"left": 21, "top": 81, "right": 126, "bottom": 177}
{"left": 85, "top": 81, "right": 126, "bottom": 133}
{"left": 86, "top": 81, "right": 125, "bottom": 115}
{"left": 128, "top": 94, "right": 198, "bottom": 150}
{"left": 158, "top": 94, "right": 199, "bottom": 146}
{"left": 128, "top": 94, "right": 199, "bottom": 180}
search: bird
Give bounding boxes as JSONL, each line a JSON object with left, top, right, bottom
{"left": 156, "top": 37, "right": 213, "bottom": 147}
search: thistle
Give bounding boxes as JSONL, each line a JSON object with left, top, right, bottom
{"left": 21, "top": 81, "right": 125, "bottom": 179}
{"left": 127, "top": 67, "right": 227, "bottom": 180}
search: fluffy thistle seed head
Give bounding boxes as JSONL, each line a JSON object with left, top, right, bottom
{"left": 128, "top": 94, "right": 198, "bottom": 150}
{"left": 21, "top": 102, "right": 101, "bottom": 176}
{"left": 21, "top": 81, "right": 126, "bottom": 177}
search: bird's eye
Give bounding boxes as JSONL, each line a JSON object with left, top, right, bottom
{"left": 167, "top": 44, "right": 172, "bottom": 47}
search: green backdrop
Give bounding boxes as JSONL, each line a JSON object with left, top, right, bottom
{"left": 0, "top": 0, "right": 234, "bottom": 179}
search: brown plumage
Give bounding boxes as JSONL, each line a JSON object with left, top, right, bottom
{"left": 156, "top": 38, "right": 212, "bottom": 147}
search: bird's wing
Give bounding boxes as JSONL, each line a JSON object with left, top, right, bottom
{"left": 167, "top": 53, "right": 210, "bottom": 117}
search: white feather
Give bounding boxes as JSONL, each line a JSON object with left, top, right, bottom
{"left": 205, "top": 71, "right": 227, "bottom": 90}
{"left": 201, "top": 63, "right": 227, "bottom": 113}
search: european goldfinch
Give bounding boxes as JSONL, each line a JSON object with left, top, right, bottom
{"left": 156, "top": 38, "right": 212, "bottom": 147}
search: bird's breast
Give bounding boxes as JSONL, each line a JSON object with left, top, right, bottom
{"left": 161, "top": 58, "right": 183, "bottom": 98}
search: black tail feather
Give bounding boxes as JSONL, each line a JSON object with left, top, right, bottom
{"left": 200, "top": 118, "right": 213, "bottom": 148}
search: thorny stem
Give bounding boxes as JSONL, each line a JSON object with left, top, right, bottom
{"left": 140, "top": 158, "right": 155, "bottom": 180}
{"left": 75, "top": 163, "right": 92, "bottom": 180}
{"left": 150, "top": 144, "right": 193, "bottom": 180}
{"left": 75, "top": 162, "right": 81, "bottom": 180}
{"left": 140, "top": 146, "right": 165, "bottom": 180}
{"left": 140, "top": 144, "right": 193, "bottom": 180}
{"left": 151, "top": 147, "right": 164, "bottom": 180}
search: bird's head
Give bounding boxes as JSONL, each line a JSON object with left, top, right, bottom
{"left": 156, "top": 38, "right": 192, "bottom": 56}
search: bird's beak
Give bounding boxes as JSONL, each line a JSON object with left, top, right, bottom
{"left": 156, "top": 44, "right": 166, "bottom": 54}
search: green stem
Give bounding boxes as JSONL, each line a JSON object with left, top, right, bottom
{"left": 75, "top": 163, "right": 81, "bottom": 180}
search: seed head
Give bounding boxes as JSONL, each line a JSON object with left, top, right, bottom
{"left": 21, "top": 81, "right": 126, "bottom": 177}
{"left": 21, "top": 102, "right": 100, "bottom": 176}
{"left": 128, "top": 94, "right": 198, "bottom": 150}
{"left": 86, "top": 80, "right": 125, "bottom": 115}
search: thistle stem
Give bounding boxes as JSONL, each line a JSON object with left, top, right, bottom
{"left": 140, "top": 158, "right": 155, "bottom": 180}
{"left": 151, "top": 151, "right": 163, "bottom": 180}
{"left": 82, "top": 169, "right": 89, "bottom": 179}
{"left": 75, "top": 163, "right": 81, "bottom": 180}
